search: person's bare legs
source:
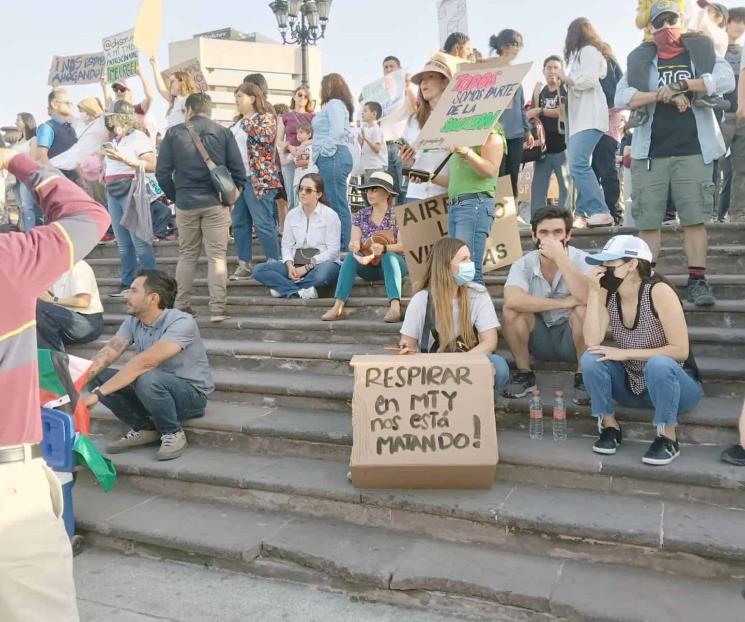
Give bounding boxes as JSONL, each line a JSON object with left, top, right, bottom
{"left": 682, "top": 223, "right": 708, "bottom": 268}
{"left": 638, "top": 228, "right": 662, "bottom": 262}
{"left": 501, "top": 307, "right": 535, "bottom": 370}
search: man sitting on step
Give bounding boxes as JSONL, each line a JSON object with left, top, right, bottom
{"left": 83, "top": 269, "right": 214, "bottom": 460}
{"left": 501, "top": 207, "right": 592, "bottom": 404}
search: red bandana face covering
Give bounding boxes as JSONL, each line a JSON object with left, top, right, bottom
{"left": 653, "top": 27, "right": 685, "bottom": 59}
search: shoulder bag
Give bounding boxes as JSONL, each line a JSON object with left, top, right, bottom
{"left": 185, "top": 122, "right": 240, "bottom": 207}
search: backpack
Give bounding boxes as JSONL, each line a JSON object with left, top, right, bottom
{"left": 600, "top": 56, "right": 624, "bottom": 109}
{"left": 521, "top": 109, "right": 547, "bottom": 164}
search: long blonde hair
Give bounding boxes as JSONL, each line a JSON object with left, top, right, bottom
{"left": 418, "top": 238, "right": 477, "bottom": 352}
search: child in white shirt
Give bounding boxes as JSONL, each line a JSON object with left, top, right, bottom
{"left": 359, "top": 101, "right": 388, "bottom": 181}
{"left": 292, "top": 122, "right": 318, "bottom": 203}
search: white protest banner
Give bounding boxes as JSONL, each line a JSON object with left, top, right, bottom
{"left": 394, "top": 175, "right": 523, "bottom": 288}
{"left": 437, "top": 0, "right": 469, "bottom": 48}
{"left": 48, "top": 53, "right": 105, "bottom": 86}
{"left": 350, "top": 353, "right": 498, "bottom": 489}
{"left": 103, "top": 29, "right": 139, "bottom": 83}
{"left": 413, "top": 60, "right": 532, "bottom": 151}
{"left": 133, "top": 0, "right": 163, "bottom": 57}
{"left": 161, "top": 58, "right": 209, "bottom": 93}
{"left": 361, "top": 69, "right": 407, "bottom": 118}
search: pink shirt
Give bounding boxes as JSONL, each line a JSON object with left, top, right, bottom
{"left": 606, "top": 108, "right": 624, "bottom": 143}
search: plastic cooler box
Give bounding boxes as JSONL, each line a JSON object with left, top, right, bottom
{"left": 40, "top": 407, "right": 76, "bottom": 538}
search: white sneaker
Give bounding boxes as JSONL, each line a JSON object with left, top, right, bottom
{"left": 269, "top": 289, "right": 282, "bottom": 298}
{"left": 298, "top": 286, "right": 318, "bottom": 300}
{"left": 586, "top": 213, "right": 614, "bottom": 228}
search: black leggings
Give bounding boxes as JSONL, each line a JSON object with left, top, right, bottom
{"left": 500, "top": 137, "right": 524, "bottom": 199}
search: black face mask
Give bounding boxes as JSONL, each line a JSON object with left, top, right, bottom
{"left": 600, "top": 266, "right": 624, "bottom": 294}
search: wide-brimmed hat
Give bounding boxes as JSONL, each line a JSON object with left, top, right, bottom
{"left": 585, "top": 235, "right": 653, "bottom": 265}
{"left": 410, "top": 51, "right": 460, "bottom": 85}
{"left": 356, "top": 171, "right": 399, "bottom": 196}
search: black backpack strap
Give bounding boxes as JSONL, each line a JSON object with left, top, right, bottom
{"left": 419, "top": 291, "right": 439, "bottom": 353}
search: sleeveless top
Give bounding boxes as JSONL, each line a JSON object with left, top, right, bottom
{"left": 281, "top": 111, "right": 314, "bottom": 146}
{"left": 607, "top": 282, "right": 697, "bottom": 395}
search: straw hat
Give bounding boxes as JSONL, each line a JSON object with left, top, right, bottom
{"left": 410, "top": 51, "right": 461, "bottom": 85}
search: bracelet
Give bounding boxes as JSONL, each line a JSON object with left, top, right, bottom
{"left": 53, "top": 296, "right": 59, "bottom": 303}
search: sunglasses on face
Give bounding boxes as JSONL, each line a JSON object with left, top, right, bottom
{"left": 299, "top": 186, "right": 318, "bottom": 194}
{"left": 113, "top": 87, "right": 126, "bottom": 93}
{"left": 296, "top": 93, "right": 308, "bottom": 98}
{"left": 652, "top": 14, "right": 678, "bottom": 29}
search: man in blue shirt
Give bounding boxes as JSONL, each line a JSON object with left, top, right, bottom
{"left": 36, "top": 89, "right": 80, "bottom": 182}
{"left": 83, "top": 270, "right": 214, "bottom": 461}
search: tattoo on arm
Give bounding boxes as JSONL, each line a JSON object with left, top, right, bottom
{"left": 87, "top": 336, "right": 130, "bottom": 381}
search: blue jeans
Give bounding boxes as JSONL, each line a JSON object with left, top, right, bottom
{"left": 14, "top": 182, "right": 39, "bottom": 231}
{"left": 36, "top": 301, "right": 104, "bottom": 352}
{"left": 253, "top": 260, "right": 341, "bottom": 297}
{"left": 94, "top": 368, "right": 207, "bottom": 435}
{"left": 107, "top": 191, "right": 156, "bottom": 287}
{"left": 334, "top": 252, "right": 408, "bottom": 301}
{"left": 316, "top": 146, "right": 353, "bottom": 249}
{"left": 386, "top": 142, "right": 405, "bottom": 205}
{"left": 447, "top": 193, "right": 495, "bottom": 285}
{"left": 531, "top": 151, "right": 571, "bottom": 217}
{"left": 232, "top": 186, "right": 280, "bottom": 264}
{"left": 580, "top": 352, "right": 702, "bottom": 427}
{"left": 282, "top": 162, "right": 297, "bottom": 211}
{"left": 567, "top": 129, "right": 609, "bottom": 217}
{"left": 151, "top": 200, "right": 174, "bottom": 239}
{"left": 487, "top": 354, "right": 511, "bottom": 393}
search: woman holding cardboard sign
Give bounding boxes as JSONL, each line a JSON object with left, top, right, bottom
{"left": 397, "top": 237, "right": 510, "bottom": 394}
{"left": 149, "top": 55, "right": 199, "bottom": 128}
{"left": 321, "top": 172, "right": 408, "bottom": 323}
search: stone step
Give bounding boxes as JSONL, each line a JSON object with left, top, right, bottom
{"left": 75, "top": 442, "right": 745, "bottom": 579}
{"left": 97, "top": 273, "right": 745, "bottom": 303}
{"left": 89, "top": 398, "right": 744, "bottom": 504}
{"left": 87, "top": 246, "right": 745, "bottom": 280}
{"left": 74, "top": 478, "right": 745, "bottom": 622}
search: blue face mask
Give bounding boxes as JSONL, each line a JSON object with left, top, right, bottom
{"left": 454, "top": 261, "right": 476, "bottom": 286}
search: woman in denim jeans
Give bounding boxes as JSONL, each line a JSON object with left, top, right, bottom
{"left": 312, "top": 74, "right": 355, "bottom": 250}
{"left": 102, "top": 101, "right": 157, "bottom": 296}
{"left": 447, "top": 127, "right": 506, "bottom": 285}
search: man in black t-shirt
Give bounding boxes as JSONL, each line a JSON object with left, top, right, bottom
{"left": 615, "top": 0, "right": 735, "bottom": 307}
{"left": 527, "top": 56, "right": 571, "bottom": 218}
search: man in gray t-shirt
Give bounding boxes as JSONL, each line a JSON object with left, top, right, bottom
{"left": 83, "top": 270, "right": 214, "bottom": 460}
{"left": 501, "top": 208, "right": 592, "bottom": 403}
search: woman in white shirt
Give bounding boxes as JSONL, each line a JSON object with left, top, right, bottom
{"left": 13, "top": 112, "right": 38, "bottom": 230}
{"left": 559, "top": 18, "right": 614, "bottom": 227}
{"left": 397, "top": 237, "right": 510, "bottom": 393}
{"left": 253, "top": 173, "right": 342, "bottom": 299}
{"left": 102, "top": 101, "right": 157, "bottom": 295}
{"left": 149, "top": 55, "right": 199, "bottom": 128}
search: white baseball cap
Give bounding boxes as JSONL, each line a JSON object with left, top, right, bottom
{"left": 585, "top": 235, "right": 653, "bottom": 265}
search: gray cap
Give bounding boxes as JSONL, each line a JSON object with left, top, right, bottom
{"left": 650, "top": 0, "right": 682, "bottom": 24}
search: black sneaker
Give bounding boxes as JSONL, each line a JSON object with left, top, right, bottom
{"left": 572, "top": 372, "right": 590, "bottom": 406}
{"left": 502, "top": 369, "right": 537, "bottom": 399}
{"left": 686, "top": 277, "right": 716, "bottom": 307}
{"left": 693, "top": 94, "right": 731, "bottom": 111}
{"left": 721, "top": 444, "right": 745, "bottom": 466}
{"left": 642, "top": 435, "right": 680, "bottom": 466}
{"left": 626, "top": 108, "right": 649, "bottom": 129}
{"left": 593, "top": 425, "right": 622, "bottom": 455}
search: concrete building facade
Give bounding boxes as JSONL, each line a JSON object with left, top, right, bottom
{"left": 168, "top": 29, "right": 322, "bottom": 125}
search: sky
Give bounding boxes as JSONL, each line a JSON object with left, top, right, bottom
{"left": 1, "top": 0, "right": 741, "bottom": 128}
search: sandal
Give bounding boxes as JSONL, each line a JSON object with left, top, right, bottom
{"left": 383, "top": 307, "right": 401, "bottom": 323}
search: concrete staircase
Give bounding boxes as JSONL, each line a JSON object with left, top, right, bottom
{"left": 71, "top": 224, "right": 745, "bottom": 621}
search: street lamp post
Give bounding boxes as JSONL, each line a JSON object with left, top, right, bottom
{"left": 269, "top": 0, "right": 333, "bottom": 86}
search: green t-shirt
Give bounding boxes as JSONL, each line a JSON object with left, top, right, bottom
{"left": 447, "top": 128, "right": 506, "bottom": 199}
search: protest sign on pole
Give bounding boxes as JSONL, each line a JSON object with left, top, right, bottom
{"left": 360, "top": 69, "right": 407, "bottom": 118}
{"left": 161, "top": 58, "right": 209, "bottom": 93}
{"left": 350, "top": 353, "right": 498, "bottom": 489}
{"left": 413, "top": 60, "right": 532, "bottom": 151}
{"left": 437, "top": 0, "right": 469, "bottom": 48}
{"left": 102, "top": 29, "right": 139, "bottom": 83}
{"left": 48, "top": 53, "right": 105, "bottom": 86}
{"left": 133, "top": 0, "right": 163, "bottom": 57}
{"left": 394, "top": 176, "right": 523, "bottom": 289}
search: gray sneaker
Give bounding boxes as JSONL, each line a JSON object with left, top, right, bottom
{"left": 156, "top": 430, "right": 188, "bottom": 460}
{"left": 106, "top": 429, "right": 160, "bottom": 453}
{"left": 229, "top": 265, "right": 252, "bottom": 281}
{"left": 686, "top": 277, "right": 716, "bottom": 307}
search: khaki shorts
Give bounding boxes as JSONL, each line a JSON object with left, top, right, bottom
{"left": 630, "top": 155, "right": 714, "bottom": 229}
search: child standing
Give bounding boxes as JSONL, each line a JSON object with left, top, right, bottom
{"left": 359, "top": 101, "right": 388, "bottom": 181}
{"left": 291, "top": 122, "right": 318, "bottom": 203}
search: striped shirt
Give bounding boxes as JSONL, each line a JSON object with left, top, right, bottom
{"left": 0, "top": 155, "right": 110, "bottom": 446}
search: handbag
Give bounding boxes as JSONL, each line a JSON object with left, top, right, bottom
{"left": 185, "top": 123, "right": 240, "bottom": 207}
{"left": 293, "top": 247, "right": 320, "bottom": 267}
{"left": 105, "top": 176, "right": 133, "bottom": 198}
{"left": 359, "top": 229, "right": 396, "bottom": 267}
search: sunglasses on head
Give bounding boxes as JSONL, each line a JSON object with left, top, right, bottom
{"left": 652, "top": 13, "right": 678, "bottom": 29}
{"left": 299, "top": 186, "right": 318, "bottom": 194}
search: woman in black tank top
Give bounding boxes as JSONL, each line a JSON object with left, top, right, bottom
{"left": 580, "top": 235, "right": 702, "bottom": 466}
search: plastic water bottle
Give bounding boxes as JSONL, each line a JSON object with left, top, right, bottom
{"left": 529, "top": 389, "right": 543, "bottom": 440}
{"left": 553, "top": 389, "right": 567, "bottom": 441}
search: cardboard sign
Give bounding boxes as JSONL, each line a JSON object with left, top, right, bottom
{"left": 361, "top": 69, "right": 407, "bottom": 118}
{"left": 517, "top": 162, "right": 561, "bottom": 205}
{"left": 437, "top": 0, "right": 469, "bottom": 48}
{"left": 133, "top": 0, "right": 163, "bottom": 57}
{"left": 161, "top": 58, "right": 209, "bottom": 93}
{"left": 48, "top": 53, "right": 105, "bottom": 86}
{"left": 350, "top": 353, "right": 497, "bottom": 489}
{"left": 394, "top": 175, "right": 523, "bottom": 288}
{"left": 103, "top": 29, "right": 139, "bottom": 83}
{"left": 413, "top": 60, "right": 532, "bottom": 151}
